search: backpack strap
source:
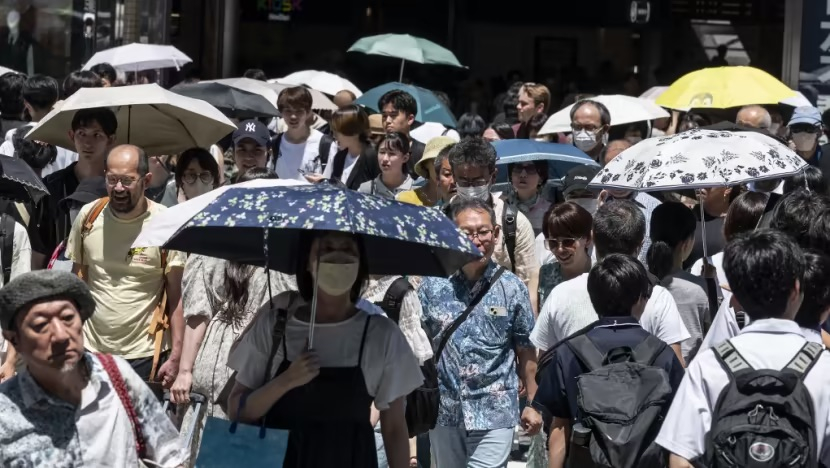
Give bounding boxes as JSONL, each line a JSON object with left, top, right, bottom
{"left": 77, "top": 197, "right": 109, "bottom": 276}
{"left": 566, "top": 334, "right": 605, "bottom": 372}
{"left": 502, "top": 203, "right": 517, "bottom": 273}
{"left": 270, "top": 133, "right": 283, "bottom": 172}
{"left": 631, "top": 334, "right": 669, "bottom": 366}
{"left": 782, "top": 341, "right": 823, "bottom": 379}
{"left": 147, "top": 249, "right": 169, "bottom": 382}
{"left": 97, "top": 353, "right": 147, "bottom": 460}
{"left": 378, "top": 277, "right": 413, "bottom": 324}
{"left": 0, "top": 214, "right": 14, "bottom": 285}
{"left": 713, "top": 339, "right": 755, "bottom": 377}
{"left": 318, "top": 134, "right": 333, "bottom": 171}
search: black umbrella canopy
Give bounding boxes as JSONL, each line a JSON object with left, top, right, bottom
{"left": 170, "top": 82, "right": 280, "bottom": 119}
{"left": 0, "top": 156, "right": 49, "bottom": 204}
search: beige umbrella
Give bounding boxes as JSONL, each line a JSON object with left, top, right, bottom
{"left": 202, "top": 77, "right": 280, "bottom": 108}
{"left": 25, "top": 84, "right": 236, "bottom": 155}
{"left": 264, "top": 80, "right": 338, "bottom": 111}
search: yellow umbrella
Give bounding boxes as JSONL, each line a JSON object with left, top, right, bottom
{"left": 655, "top": 66, "right": 797, "bottom": 110}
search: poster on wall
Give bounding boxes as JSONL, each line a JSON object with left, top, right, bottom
{"left": 799, "top": 0, "right": 830, "bottom": 111}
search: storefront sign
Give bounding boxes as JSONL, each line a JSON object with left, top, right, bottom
{"left": 799, "top": 0, "right": 830, "bottom": 110}
{"left": 256, "top": 0, "right": 303, "bottom": 22}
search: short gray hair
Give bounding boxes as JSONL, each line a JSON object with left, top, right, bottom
{"left": 570, "top": 99, "right": 611, "bottom": 127}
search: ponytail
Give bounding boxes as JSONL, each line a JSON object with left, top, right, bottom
{"left": 648, "top": 202, "right": 698, "bottom": 280}
{"left": 646, "top": 240, "right": 675, "bottom": 280}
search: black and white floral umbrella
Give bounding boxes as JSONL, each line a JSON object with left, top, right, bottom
{"left": 588, "top": 128, "right": 807, "bottom": 192}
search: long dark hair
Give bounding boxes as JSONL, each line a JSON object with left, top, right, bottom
{"left": 215, "top": 168, "right": 278, "bottom": 325}
{"left": 646, "top": 202, "right": 697, "bottom": 280}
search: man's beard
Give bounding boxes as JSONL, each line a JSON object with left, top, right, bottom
{"left": 110, "top": 193, "right": 137, "bottom": 213}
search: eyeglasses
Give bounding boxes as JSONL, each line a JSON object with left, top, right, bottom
{"left": 462, "top": 229, "right": 494, "bottom": 241}
{"left": 183, "top": 171, "right": 214, "bottom": 185}
{"left": 106, "top": 174, "right": 139, "bottom": 187}
{"left": 455, "top": 178, "right": 490, "bottom": 188}
{"left": 546, "top": 237, "right": 579, "bottom": 250}
{"left": 571, "top": 123, "right": 602, "bottom": 133}
{"left": 790, "top": 125, "right": 821, "bottom": 134}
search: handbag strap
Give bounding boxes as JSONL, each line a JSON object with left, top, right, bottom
{"left": 96, "top": 353, "right": 146, "bottom": 460}
{"left": 434, "top": 267, "right": 506, "bottom": 363}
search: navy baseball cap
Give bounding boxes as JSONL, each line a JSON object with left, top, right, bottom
{"left": 233, "top": 119, "right": 270, "bottom": 147}
{"left": 788, "top": 106, "right": 822, "bottom": 127}
{"left": 562, "top": 165, "right": 600, "bottom": 197}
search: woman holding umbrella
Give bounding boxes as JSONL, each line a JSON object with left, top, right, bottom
{"left": 226, "top": 230, "right": 424, "bottom": 467}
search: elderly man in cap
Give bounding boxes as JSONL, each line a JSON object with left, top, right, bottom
{"left": 0, "top": 270, "right": 186, "bottom": 467}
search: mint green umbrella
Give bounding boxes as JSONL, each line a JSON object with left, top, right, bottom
{"left": 347, "top": 34, "right": 464, "bottom": 81}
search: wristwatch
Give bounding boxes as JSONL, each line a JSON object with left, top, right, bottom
{"left": 525, "top": 399, "right": 544, "bottom": 413}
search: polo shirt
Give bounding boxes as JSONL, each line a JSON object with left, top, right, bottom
{"left": 535, "top": 316, "right": 685, "bottom": 423}
{"left": 656, "top": 319, "right": 830, "bottom": 464}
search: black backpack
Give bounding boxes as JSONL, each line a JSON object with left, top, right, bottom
{"left": 374, "top": 277, "right": 440, "bottom": 437}
{"left": 567, "top": 333, "right": 672, "bottom": 468}
{"left": 704, "top": 339, "right": 822, "bottom": 468}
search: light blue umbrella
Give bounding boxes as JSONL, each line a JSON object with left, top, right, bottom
{"left": 492, "top": 140, "right": 599, "bottom": 191}
{"left": 356, "top": 82, "right": 457, "bottom": 128}
{"left": 347, "top": 33, "right": 463, "bottom": 81}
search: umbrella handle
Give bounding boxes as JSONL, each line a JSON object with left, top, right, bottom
{"left": 399, "top": 59, "right": 405, "bottom": 82}
{"left": 698, "top": 193, "right": 708, "bottom": 259}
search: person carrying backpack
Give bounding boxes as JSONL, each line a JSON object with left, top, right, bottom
{"left": 535, "top": 253, "right": 684, "bottom": 468}
{"left": 656, "top": 230, "right": 830, "bottom": 468}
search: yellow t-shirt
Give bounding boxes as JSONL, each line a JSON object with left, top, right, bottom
{"left": 396, "top": 188, "right": 434, "bottom": 207}
{"left": 67, "top": 199, "right": 185, "bottom": 359}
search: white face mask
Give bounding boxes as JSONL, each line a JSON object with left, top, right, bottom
{"left": 570, "top": 198, "right": 599, "bottom": 214}
{"left": 573, "top": 130, "right": 598, "bottom": 152}
{"left": 793, "top": 132, "right": 818, "bottom": 152}
{"left": 457, "top": 184, "right": 490, "bottom": 201}
{"left": 315, "top": 252, "right": 360, "bottom": 296}
{"left": 183, "top": 180, "right": 213, "bottom": 200}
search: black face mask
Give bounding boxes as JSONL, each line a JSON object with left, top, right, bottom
{"left": 13, "top": 134, "right": 57, "bottom": 170}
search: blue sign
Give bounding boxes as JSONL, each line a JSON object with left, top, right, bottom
{"left": 799, "top": 0, "right": 830, "bottom": 110}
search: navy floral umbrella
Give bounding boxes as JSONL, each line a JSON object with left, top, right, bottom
{"left": 164, "top": 183, "right": 481, "bottom": 277}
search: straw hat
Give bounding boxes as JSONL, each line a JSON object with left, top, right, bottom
{"left": 414, "top": 136, "right": 456, "bottom": 179}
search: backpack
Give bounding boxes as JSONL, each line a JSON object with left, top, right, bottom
{"left": 502, "top": 202, "right": 517, "bottom": 272}
{"left": 270, "top": 132, "right": 334, "bottom": 175}
{"left": 374, "top": 277, "right": 439, "bottom": 437}
{"left": 0, "top": 213, "right": 15, "bottom": 284}
{"left": 567, "top": 333, "right": 673, "bottom": 468}
{"left": 704, "top": 339, "right": 821, "bottom": 468}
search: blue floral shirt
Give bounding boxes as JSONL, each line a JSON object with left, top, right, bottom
{"left": 419, "top": 261, "right": 535, "bottom": 431}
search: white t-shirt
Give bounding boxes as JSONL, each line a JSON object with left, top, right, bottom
{"left": 227, "top": 293, "right": 424, "bottom": 410}
{"left": 1, "top": 127, "right": 78, "bottom": 178}
{"left": 0, "top": 220, "right": 31, "bottom": 364}
{"left": 656, "top": 319, "right": 830, "bottom": 464}
{"left": 530, "top": 272, "right": 691, "bottom": 351}
{"left": 272, "top": 129, "right": 338, "bottom": 181}
{"left": 323, "top": 152, "right": 360, "bottom": 183}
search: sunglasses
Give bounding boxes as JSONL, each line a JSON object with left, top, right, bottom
{"left": 546, "top": 237, "right": 579, "bottom": 250}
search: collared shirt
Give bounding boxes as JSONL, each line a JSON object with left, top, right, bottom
{"left": 656, "top": 319, "right": 830, "bottom": 464}
{"left": 419, "top": 261, "right": 535, "bottom": 431}
{"left": 536, "top": 317, "right": 685, "bottom": 422}
{"left": 0, "top": 353, "right": 186, "bottom": 467}
{"left": 358, "top": 174, "right": 414, "bottom": 199}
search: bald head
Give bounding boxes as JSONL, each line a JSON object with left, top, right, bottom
{"left": 736, "top": 105, "right": 771, "bottom": 130}
{"left": 107, "top": 144, "right": 149, "bottom": 176}
{"left": 334, "top": 90, "right": 356, "bottom": 109}
{"left": 603, "top": 139, "right": 633, "bottom": 166}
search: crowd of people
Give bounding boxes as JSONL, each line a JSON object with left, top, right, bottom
{"left": 0, "top": 61, "right": 829, "bottom": 468}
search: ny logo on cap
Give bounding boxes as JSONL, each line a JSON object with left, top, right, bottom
{"left": 246, "top": 122, "right": 256, "bottom": 132}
